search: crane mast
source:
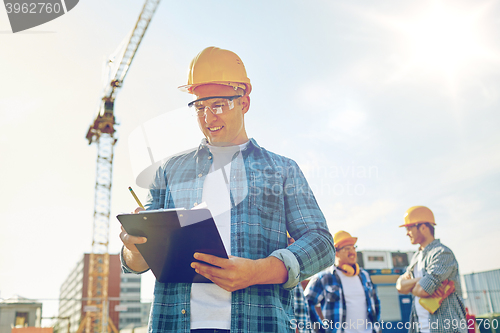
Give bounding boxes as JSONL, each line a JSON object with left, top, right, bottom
{"left": 80, "top": 1, "right": 161, "bottom": 332}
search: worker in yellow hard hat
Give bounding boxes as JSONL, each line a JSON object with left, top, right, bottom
{"left": 396, "top": 206, "right": 466, "bottom": 333}
{"left": 120, "top": 46, "right": 335, "bottom": 333}
{"left": 304, "top": 231, "right": 381, "bottom": 333}
{"left": 181, "top": 46, "right": 252, "bottom": 147}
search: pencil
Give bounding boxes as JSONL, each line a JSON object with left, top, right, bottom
{"left": 128, "top": 186, "right": 145, "bottom": 209}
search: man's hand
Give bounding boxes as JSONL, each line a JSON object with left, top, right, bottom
{"left": 120, "top": 207, "right": 149, "bottom": 272}
{"left": 120, "top": 207, "right": 147, "bottom": 253}
{"left": 120, "top": 226, "right": 147, "bottom": 253}
{"left": 191, "top": 253, "right": 288, "bottom": 292}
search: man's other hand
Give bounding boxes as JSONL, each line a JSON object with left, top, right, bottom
{"left": 191, "top": 253, "right": 288, "bottom": 292}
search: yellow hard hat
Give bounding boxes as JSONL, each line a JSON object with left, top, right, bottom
{"left": 400, "top": 206, "right": 436, "bottom": 228}
{"left": 333, "top": 231, "right": 357, "bottom": 249}
{"left": 178, "top": 46, "right": 252, "bottom": 95}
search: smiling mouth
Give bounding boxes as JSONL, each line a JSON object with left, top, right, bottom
{"left": 208, "top": 126, "right": 223, "bottom": 132}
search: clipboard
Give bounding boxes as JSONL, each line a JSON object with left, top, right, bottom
{"left": 117, "top": 208, "right": 228, "bottom": 283}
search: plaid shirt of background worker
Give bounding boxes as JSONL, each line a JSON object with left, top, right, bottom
{"left": 405, "top": 239, "right": 467, "bottom": 333}
{"left": 304, "top": 266, "right": 381, "bottom": 333}
{"left": 293, "top": 282, "right": 314, "bottom": 333}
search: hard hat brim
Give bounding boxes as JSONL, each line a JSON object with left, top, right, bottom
{"left": 335, "top": 237, "right": 357, "bottom": 249}
{"left": 178, "top": 81, "right": 251, "bottom": 95}
{"left": 399, "top": 221, "right": 437, "bottom": 228}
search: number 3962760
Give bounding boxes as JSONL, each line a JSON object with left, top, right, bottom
{"left": 443, "top": 318, "right": 498, "bottom": 330}
{"left": 5, "top": 3, "right": 62, "bottom": 14}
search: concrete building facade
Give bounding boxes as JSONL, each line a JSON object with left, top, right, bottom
{"left": 56, "top": 254, "right": 142, "bottom": 333}
{"left": 116, "top": 275, "right": 142, "bottom": 329}
{"left": 0, "top": 296, "right": 42, "bottom": 333}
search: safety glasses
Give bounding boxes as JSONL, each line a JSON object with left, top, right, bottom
{"left": 188, "top": 95, "right": 242, "bottom": 118}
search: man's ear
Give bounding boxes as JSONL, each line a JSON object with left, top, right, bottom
{"left": 240, "top": 95, "right": 250, "bottom": 114}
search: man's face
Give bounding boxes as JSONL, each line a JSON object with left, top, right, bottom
{"left": 406, "top": 224, "right": 424, "bottom": 245}
{"left": 336, "top": 244, "right": 357, "bottom": 266}
{"left": 192, "top": 84, "right": 249, "bottom": 146}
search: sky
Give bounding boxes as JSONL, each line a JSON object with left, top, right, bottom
{"left": 1, "top": 0, "right": 500, "bottom": 324}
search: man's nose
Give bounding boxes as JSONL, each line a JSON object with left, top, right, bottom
{"left": 204, "top": 107, "right": 217, "bottom": 123}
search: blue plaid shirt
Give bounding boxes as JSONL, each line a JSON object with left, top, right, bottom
{"left": 406, "top": 239, "right": 466, "bottom": 333}
{"left": 122, "top": 138, "right": 335, "bottom": 333}
{"left": 303, "top": 266, "right": 381, "bottom": 333}
{"left": 293, "top": 283, "right": 313, "bottom": 333}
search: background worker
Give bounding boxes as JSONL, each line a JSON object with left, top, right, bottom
{"left": 120, "top": 46, "right": 335, "bottom": 333}
{"left": 304, "top": 231, "right": 381, "bottom": 333}
{"left": 396, "top": 206, "right": 466, "bottom": 333}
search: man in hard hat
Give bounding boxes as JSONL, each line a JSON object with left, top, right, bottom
{"left": 396, "top": 206, "right": 466, "bottom": 333}
{"left": 304, "top": 231, "right": 381, "bottom": 333}
{"left": 120, "top": 47, "right": 335, "bottom": 333}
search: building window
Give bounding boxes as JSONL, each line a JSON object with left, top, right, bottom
{"left": 126, "top": 318, "right": 141, "bottom": 323}
{"left": 391, "top": 252, "right": 409, "bottom": 267}
{"left": 126, "top": 307, "right": 141, "bottom": 313}
{"left": 122, "top": 288, "right": 141, "bottom": 293}
{"left": 368, "top": 256, "right": 384, "bottom": 262}
{"left": 122, "top": 277, "right": 140, "bottom": 283}
{"left": 15, "top": 312, "right": 29, "bottom": 327}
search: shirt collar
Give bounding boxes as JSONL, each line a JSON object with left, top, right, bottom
{"left": 194, "top": 137, "right": 261, "bottom": 158}
{"left": 419, "top": 238, "right": 440, "bottom": 253}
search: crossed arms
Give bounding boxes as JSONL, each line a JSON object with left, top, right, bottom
{"left": 396, "top": 249, "right": 456, "bottom": 298}
{"left": 396, "top": 272, "right": 430, "bottom": 297}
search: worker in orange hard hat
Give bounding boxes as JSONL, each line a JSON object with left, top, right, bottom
{"left": 396, "top": 206, "right": 466, "bottom": 333}
{"left": 120, "top": 46, "right": 335, "bottom": 333}
{"left": 304, "top": 231, "right": 381, "bottom": 333}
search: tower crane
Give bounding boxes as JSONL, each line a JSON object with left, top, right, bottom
{"left": 79, "top": 1, "right": 161, "bottom": 332}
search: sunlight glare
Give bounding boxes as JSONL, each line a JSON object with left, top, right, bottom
{"left": 400, "top": 1, "right": 490, "bottom": 77}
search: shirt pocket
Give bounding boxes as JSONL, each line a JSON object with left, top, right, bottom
{"left": 324, "top": 285, "right": 340, "bottom": 303}
{"left": 249, "top": 170, "right": 284, "bottom": 214}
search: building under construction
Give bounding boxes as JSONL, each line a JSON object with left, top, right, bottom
{"left": 55, "top": 254, "right": 143, "bottom": 333}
